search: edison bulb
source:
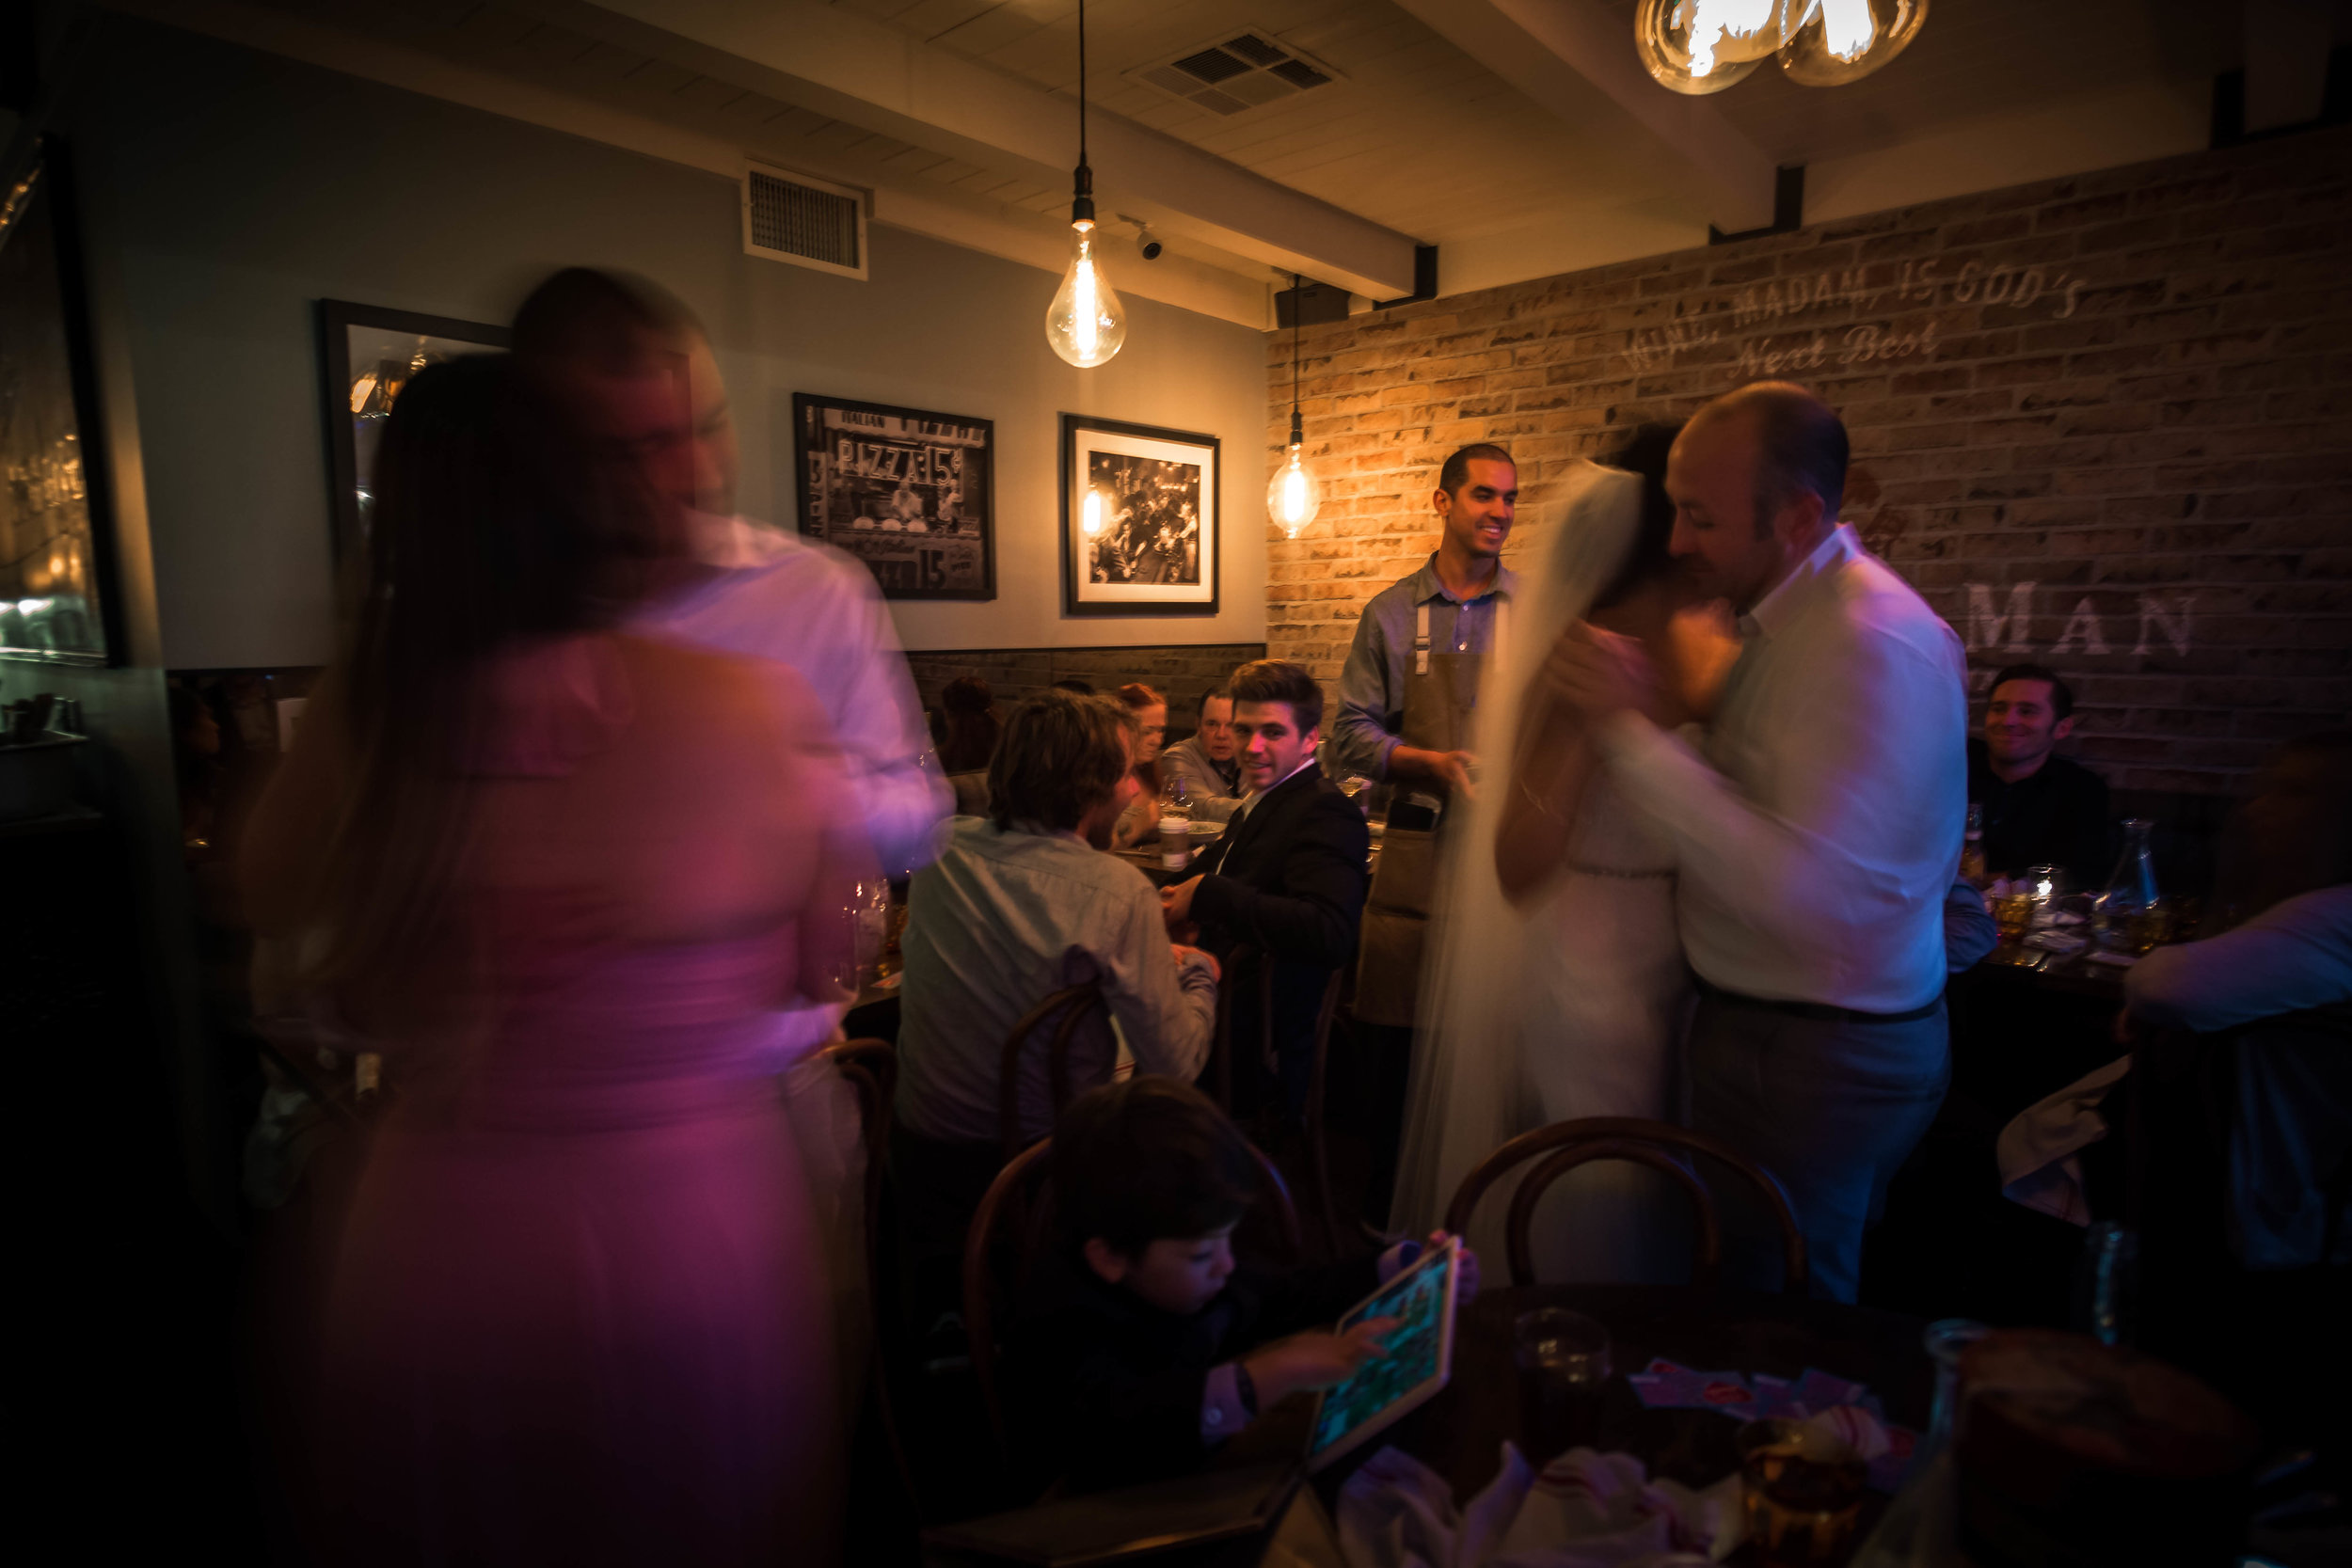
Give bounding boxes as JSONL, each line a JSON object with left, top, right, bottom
{"left": 1045, "top": 222, "right": 1128, "bottom": 368}
{"left": 1634, "top": 0, "right": 1772, "bottom": 92}
{"left": 1777, "top": 0, "right": 1928, "bottom": 86}
{"left": 1265, "top": 444, "right": 1323, "bottom": 538}
{"left": 1082, "top": 488, "right": 1105, "bottom": 537}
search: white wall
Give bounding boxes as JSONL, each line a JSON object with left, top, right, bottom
{"left": 74, "top": 13, "right": 1268, "bottom": 667}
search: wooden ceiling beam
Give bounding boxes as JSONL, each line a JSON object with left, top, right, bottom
{"left": 523, "top": 0, "right": 1426, "bottom": 299}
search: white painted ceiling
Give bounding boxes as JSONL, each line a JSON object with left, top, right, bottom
{"left": 130, "top": 0, "right": 2324, "bottom": 324}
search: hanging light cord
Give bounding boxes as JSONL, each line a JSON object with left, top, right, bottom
{"left": 1289, "top": 272, "right": 1305, "bottom": 446}
{"left": 1070, "top": 0, "right": 1095, "bottom": 226}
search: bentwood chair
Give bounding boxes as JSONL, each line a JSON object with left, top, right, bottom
{"left": 995, "top": 983, "right": 1107, "bottom": 1165}
{"left": 961, "top": 1135, "right": 1305, "bottom": 1466}
{"left": 1444, "top": 1116, "right": 1810, "bottom": 1293}
{"left": 1208, "top": 945, "right": 1348, "bottom": 1259}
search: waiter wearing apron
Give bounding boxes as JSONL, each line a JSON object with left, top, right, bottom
{"left": 1331, "top": 443, "right": 1519, "bottom": 1227}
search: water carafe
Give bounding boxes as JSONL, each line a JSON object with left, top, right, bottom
{"left": 2092, "top": 817, "right": 2157, "bottom": 952}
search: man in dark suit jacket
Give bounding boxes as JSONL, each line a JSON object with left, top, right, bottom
{"left": 1163, "top": 659, "right": 1369, "bottom": 1116}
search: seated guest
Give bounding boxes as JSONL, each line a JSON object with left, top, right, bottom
{"left": 2003, "top": 735, "right": 2352, "bottom": 1229}
{"left": 2125, "top": 731, "right": 2352, "bottom": 1036}
{"left": 1008, "top": 1079, "right": 1476, "bottom": 1493}
{"left": 936, "top": 675, "right": 1000, "bottom": 774}
{"left": 937, "top": 675, "right": 999, "bottom": 817}
{"left": 893, "top": 692, "right": 1220, "bottom": 1296}
{"left": 1050, "top": 678, "right": 1096, "bottom": 696}
{"left": 1161, "top": 686, "right": 1246, "bottom": 825}
{"left": 1163, "top": 660, "right": 1369, "bottom": 1116}
{"left": 1969, "top": 663, "right": 2111, "bottom": 887}
{"left": 1110, "top": 682, "right": 1170, "bottom": 849}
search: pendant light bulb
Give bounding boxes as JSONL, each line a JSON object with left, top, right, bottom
{"left": 1046, "top": 0, "right": 1126, "bottom": 368}
{"left": 1267, "top": 276, "right": 1322, "bottom": 538}
{"left": 1267, "top": 439, "right": 1324, "bottom": 539}
{"left": 1047, "top": 220, "right": 1127, "bottom": 368}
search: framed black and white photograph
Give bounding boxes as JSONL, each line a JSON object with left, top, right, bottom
{"left": 792, "top": 394, "right": 994, "bottom": 600}
{"left": 0, "top": 140, "right": 120, "bottom": 665}
{"left": 319, "top": 299, "right": 509, "bottom": 564}
{"left": 1060, "top": 414, "right": 1219, "bottom": 618}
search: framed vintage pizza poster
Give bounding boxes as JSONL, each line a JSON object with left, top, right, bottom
{"left": 791, "top": 393, "right": 994, "bottom": 600}
{"left": 1060, "top": 414, "right": 1219, "bottom": 617}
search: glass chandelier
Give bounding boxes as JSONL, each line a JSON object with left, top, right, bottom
{"left": 1044, "top": 0, "right": 1127, "bottom": 368}
{"left": 1265, "top": 275, "right": 1323, "bottom": 538}
{"left": 1635, "top": 0, "right": 1930, "bottom": 95}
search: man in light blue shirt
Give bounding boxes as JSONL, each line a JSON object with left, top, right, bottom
{"left": 892, "top": 692, "right": 1220, "bottom": 1318}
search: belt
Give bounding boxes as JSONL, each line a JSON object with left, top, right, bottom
{"left": 1693, "top": 974, "right": 1945, "bottom": 1026}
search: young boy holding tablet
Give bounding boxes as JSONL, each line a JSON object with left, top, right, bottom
{"left": 1007, "top": 1079, "right": 1479, "bottom": 1492}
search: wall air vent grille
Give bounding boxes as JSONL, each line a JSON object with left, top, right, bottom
{"left": 741, "top": 163, "right": 866, "bottom": 280}
{"left": 1128, "top": 30, "right": 1343, "bottom": 117}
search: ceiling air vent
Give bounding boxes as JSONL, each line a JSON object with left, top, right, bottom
{"left": 1131, "top": 31, "right": 1342, "bottom": 117}
{"left": 741, "top": 162, "right": 866, "bottom": 280}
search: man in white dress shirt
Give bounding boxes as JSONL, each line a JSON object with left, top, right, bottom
{"left": 510, "top": 269, "right": 952, "bottom": 1425}
{"left": 511, "top": 269, "right": 949, "bottom": 891}
{"left": 1554, "top": 382, "right": 1966, "bottom": 1302}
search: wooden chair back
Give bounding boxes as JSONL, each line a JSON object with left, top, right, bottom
{"left": 1207, "top": 944, "right": 1349, "bottom": 1259}
{"left": 961, "top": 1134, "right": 1304, "bottom": 1464}
{"left": 996, "top": 983, "right": 1106, "bottom": 1164}
{"left": 1297, "top": 965, "right": 1347, "bottom": 1258}
{"left": 1443, "top": 1116, "right": 1809, "bottom": 1293}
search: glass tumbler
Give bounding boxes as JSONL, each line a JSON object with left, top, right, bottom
{"left": 1513, "top": 1307, "right": 1611, "bottom": 1459}
{"left": 1738, "top": 1418, "right": 1867, "bottom": 1568}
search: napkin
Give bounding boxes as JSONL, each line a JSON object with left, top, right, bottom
{"left": 1336, "top": 1443, "right": 1732, "bottom": 1568}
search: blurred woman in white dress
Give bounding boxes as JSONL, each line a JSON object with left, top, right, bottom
{"left": 1391, "top": 433, "right": 1739, "bottom": 1281}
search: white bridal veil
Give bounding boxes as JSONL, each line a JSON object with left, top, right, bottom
{"left": 1388, "top": 459, "right": 1649, "bottom": 1242}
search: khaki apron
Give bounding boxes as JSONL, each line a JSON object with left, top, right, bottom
{"left": 1353, "top": 599, "right": 1501, "bottom": 1028}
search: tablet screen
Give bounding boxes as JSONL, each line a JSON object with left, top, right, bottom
{"left": 1308, "top": 1240, "right": 1456, "bottom": 1467}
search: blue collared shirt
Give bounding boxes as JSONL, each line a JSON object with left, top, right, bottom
{"left": 1332, "top": 554, "right": 1519, "bottom": 781}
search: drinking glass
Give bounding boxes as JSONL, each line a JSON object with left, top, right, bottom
{"left": 842, "top": 879, "right": 890, "bottom": 991}
{"left": 2127, "top": 900, "right": 2174, "bottom": 955}
{"left": 1738, "top": 1418, "right": 1867, "bottom": 1568}
{"left": 2025, "top": 865, "right": 2062, "bottom": 925}
{"left": 1994, "top": 891, "right": 2034, "bottom": 943}
{"left": 1514, "top": 1308, "right": 1611, "bottom": 1459}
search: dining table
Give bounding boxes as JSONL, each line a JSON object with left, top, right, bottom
{"left": 923, "top": 1284, "right": 1932, "bottom": 1568}
{"left": 1325, "top": 1283, "right": 1934, "bottom": 1506}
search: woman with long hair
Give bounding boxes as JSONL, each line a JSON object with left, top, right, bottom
{"left": 1109, "top": 680, "right": 1169, "bottom": 848}
{"left": 244, "top": 355, "right": 868, "bottom": 1564}
{"left": 1393, "top": 427, "right": 1740, "bottom": 1281}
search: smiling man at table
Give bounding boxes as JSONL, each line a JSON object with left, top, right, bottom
{"left": 1969, "top": 663, "right": 2111, "bottom": 889}
{"left": 1163, "top": 660, "right": 1368, "bottom": 1122}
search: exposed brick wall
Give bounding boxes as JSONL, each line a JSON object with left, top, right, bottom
{"left": 1267, "top": 127, "right": 2352, "bottom": 795}
{"left": 904, "top": 643, "right": 1265, "bottom": 721}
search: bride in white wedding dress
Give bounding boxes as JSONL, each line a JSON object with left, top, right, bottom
{"left": 1391, "top": 440, "right": 1738, "bottom": 1282}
